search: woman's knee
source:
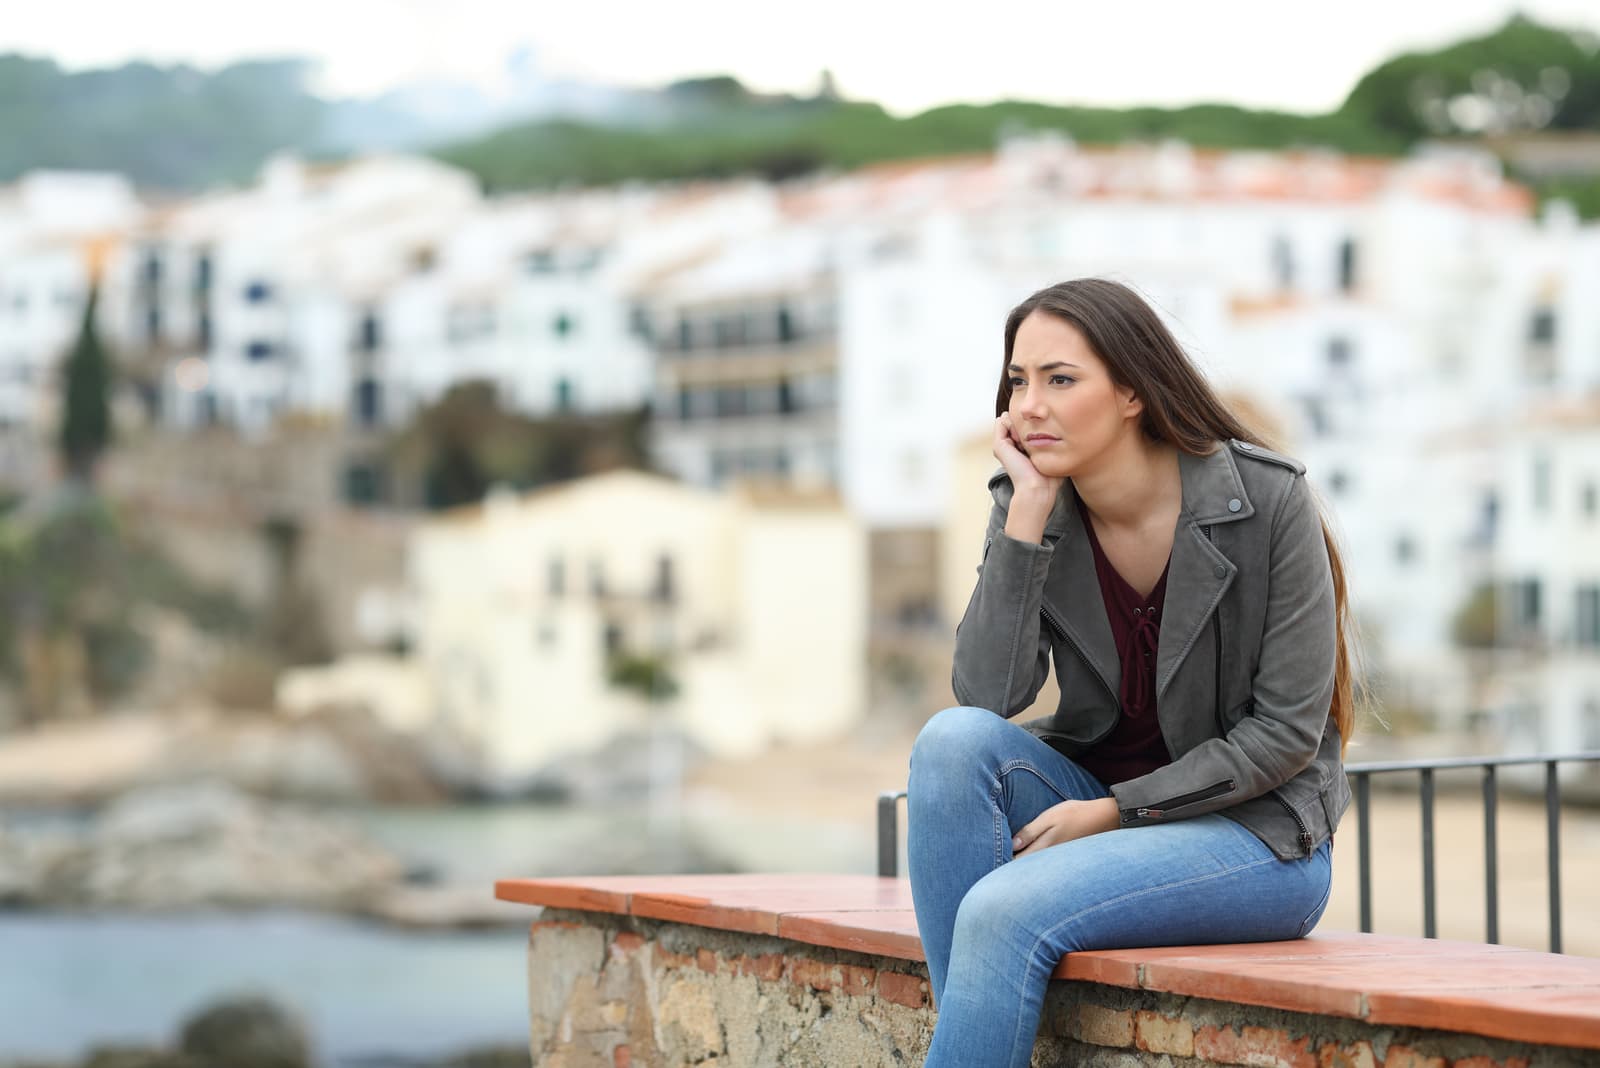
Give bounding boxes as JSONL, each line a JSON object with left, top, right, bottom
{"left": 949, "top": 867, "right": 1051, "bottom": 964}
{"left": 910, "top": 706, "right": 1012, "bottom": 781}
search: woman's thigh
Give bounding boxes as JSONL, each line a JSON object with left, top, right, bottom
{"left": 953, "top": 814, "right": 1334, "bottom": 958}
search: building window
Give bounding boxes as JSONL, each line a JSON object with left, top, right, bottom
{"left": 245, "top": 340, "right": 276, "bottom": 361}
{"left": 676, "top": 317, "right": 693, "bottom": 351}
{"left": 555, "top": 377, "right": 574, "bottom": 412}
{"left": 1327, "top": 335, "right": 1352, "bottom": 368}
{"left": 358, "top": 309, "right": 382, "bottom": 353}
{"left": 1583, "top": 482, "right": 1598, "bottom": 519}
{"left": 526, "top": 249, "right": 557, "bottom": 274}
{"left": 1533, "top": 453, "right": 1552, "bottom": 513}
{"left": 354, "top": 379, "right": 382, "bottom": 426}
{"left": 1336, "top": 238, "right": 1358, "bottom": 293}
{"left": 589, "top": 561, "right": 606, "bottom": 597}
{"left": 603, "top": 623, "right": 623, "bottom": 655}
{"left": 197, "top": 312, "right": 213, "bottom": 350}
{"left": 1327, "top": 469, "right": 1350, "bottom": 496}
{"left": 147, "top": 307, "right": 162, "bottom": 344}
{"left": 537, "top": 621, "right": 558, "bottom": 648}
{"left": 1271, "top": 234, "right": 1295, "bottom": 289}
{"left": 548, "top": 557, "right": 565, "bottom": 598}
{"left": 654, "top": 554, "right": 675, "bottom": 604}
{"left": 628, "top": 304, "right": 652, "bottom": 341}
{"left": 1507, "top": 578, "right": 1542, "bottom": 634}
{"left": 1529, "top": 306, "right": 1557, "bottom": 344}
{"left": 143, "top": 250, "right": 162, "bottom": 286}
{"left": 343, "top": 461, "right": 386, "bottom": 506}
{"left": 1576, "top": 586, "right": 1600, "bottom": 649}
{"left": 777, "top": 305, "right": 797, "bottom": 343}
{"left": 553, "top": 312, "right": 575, "bottom": 339}
{"left": 244, "top": 280, "right": 273, "bottom": 304}
{"left": 194, "top": 252, "right": 213, "bottom": 292}
{"left": 1394, "top": 535, "right": 1417, "bottom": 565}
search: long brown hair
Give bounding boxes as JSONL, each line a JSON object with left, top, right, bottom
{"left": 998, "top": 278, "right": 1357, "bottom": 752}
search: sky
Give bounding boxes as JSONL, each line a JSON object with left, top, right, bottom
{"left": 3, "top": 0, "right": 1600, "bottom": 116}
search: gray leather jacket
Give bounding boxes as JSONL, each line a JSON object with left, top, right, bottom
{"left": 952, "top": 440, "right": 1349, "bottom": 861}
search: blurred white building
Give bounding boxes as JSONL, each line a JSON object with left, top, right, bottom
{"left": 104, "top": 156, "right": 779, "bottom": 438}
{"left": 405, "top": 469, "right": 867, "bottom": 790}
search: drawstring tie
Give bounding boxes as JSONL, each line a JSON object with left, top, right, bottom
{"left": 1122, "top": 606, "right": 1160, "bottom": 718}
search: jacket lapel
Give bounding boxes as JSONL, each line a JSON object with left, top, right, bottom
{"left": 1041, "top": 483, "right": 1121, "bottom": 699}
{"left": 1155, "top": 446, "right": 1252, "bottom": 698}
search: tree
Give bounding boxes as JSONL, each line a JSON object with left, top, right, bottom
{"left": 58, "top": 284, "right": 113, "bottom": 482}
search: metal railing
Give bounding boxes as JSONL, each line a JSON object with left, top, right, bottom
{"left": 875, "top": 752, "right": 1600, "bottom": 954}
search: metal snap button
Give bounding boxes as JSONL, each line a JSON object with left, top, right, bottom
{"left": 1227, "top": 498, "right": 1242, "bottom": 512}
{"left": 1214, "top": 565, "right": 1227, "bottom": 578}
{"left": 1239, "top": 442, "right": 1255, "bottom": 451}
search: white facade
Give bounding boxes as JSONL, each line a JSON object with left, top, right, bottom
{"left": 407, "top": 470, "right": 868, "bottom": 790}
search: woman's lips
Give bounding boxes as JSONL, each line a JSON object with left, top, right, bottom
{"left": 1025, "top": 435, "right": 1060, "bottom": 445}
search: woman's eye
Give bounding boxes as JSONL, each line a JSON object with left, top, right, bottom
{"left": 1008, "top": 377, "right": 1025, "bottom": 388}
{"left": 1049, "top": 375, "right": 1075, "bottom": 386}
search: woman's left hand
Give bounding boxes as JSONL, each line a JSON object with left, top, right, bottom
{"left": 1012, "top": 797, "right": 1120, "bottom": 857}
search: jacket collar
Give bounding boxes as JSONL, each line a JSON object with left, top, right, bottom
{"left": 1038, "top": 443, "right": 1245, "bottom": 703}
{"left": 1041, "top": 443, "right": 1253, "bottom": 539}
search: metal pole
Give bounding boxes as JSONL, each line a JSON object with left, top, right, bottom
{"left": 1356, "top": 772, "right": 1373, "bottom": 934}
{"left": 1421, "top": 768, "right": 1436, "bottom": 939}
{"left": 1547, "top": 761, "right": 1563, "bottom": 954}
{"left": 1483, "top": 765, "right": 1498, "bottom": 944}
{"left": 877, "top": 792, "right": 901, "bottom": 878}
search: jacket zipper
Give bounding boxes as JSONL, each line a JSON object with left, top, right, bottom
{"left": 1272, "top": 793, "right": 1315, "bottom": 857}
{"left": 1120, "top": 778, "right": 1235, "bottom": 824}
{"left": 1202, "top": 524, "right": 1225, "bottom": 737}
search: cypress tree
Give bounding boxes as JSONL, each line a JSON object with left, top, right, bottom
{"left": 59, "top": 284, "right": 113, "bottom": 482}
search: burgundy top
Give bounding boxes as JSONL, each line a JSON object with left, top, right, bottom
{"left": 1073, "top": 496, "right": 1174, "bottom": 787}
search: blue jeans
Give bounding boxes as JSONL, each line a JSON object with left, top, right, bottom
{"left": 907, "top": 706, "right": 1333, "bottom": 1068}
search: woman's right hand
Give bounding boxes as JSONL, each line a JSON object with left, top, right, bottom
{"left": 993, "top": 414, "right": 1062, "bottom": 543}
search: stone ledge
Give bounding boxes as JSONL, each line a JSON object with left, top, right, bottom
{"left": 513, "top": 907, "right": 1596, "bottom": 1068}
{"left": 495, "top": 873, "right": 1600, "bottom": 1053}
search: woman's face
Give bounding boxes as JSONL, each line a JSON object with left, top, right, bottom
{"left": 1006, "top": 311, "right": 1142, "bottom": 478}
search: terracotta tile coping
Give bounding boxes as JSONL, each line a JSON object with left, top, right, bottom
{"left": 495, "top": 873, "right": 1600, "bottom": 1051}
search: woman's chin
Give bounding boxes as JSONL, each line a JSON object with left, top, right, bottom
{"left": 1028, "top": 455, "right": 1074, "bottom": 480}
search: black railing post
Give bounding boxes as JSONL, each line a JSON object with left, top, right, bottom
{"left": 1483, "top": 765, "right": 1498, "bottom": 944}
{"left": 878, "top": 791, "right": 905, "bottom": 878}
{"left": 1546, "top": 762, "right": 1562, "bottom": 954}
{"left": 1420, "top": 768, "right": 1437, "bottom": 939}
{"left": 1356, "top": 771, "right": 1373, "bottom": 934}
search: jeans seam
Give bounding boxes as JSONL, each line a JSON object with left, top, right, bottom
{"left": 1007, "top": 851, "right": 1282, "bottom": 1064}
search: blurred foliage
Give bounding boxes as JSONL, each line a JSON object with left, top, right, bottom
{"left": 0, "top": 489, "right": 255, "bottom": 722}
{"left": 0, "top": 54, "right": 323, "bottom": 188}
{"left": 385, "top": 380, "right": 651, "bottom": 510}
{"left": 606, "top": 651, "right": 680, "bottom": 702}
{"left": 1527, "top": 173, "right": 1600, "bottom": 220}
{"left": 435, "top": 98, "right": 1400, "bottom": 193}
{"left": 5, "top": 18, "right": 1597, "bottom": 194}
{"left": 1340, "top": 15, "right": 1600, "bottom": 140}
{"left": 1452, "top": 582, "right": 1499, "bottom": 649}
{"left": 59, "top": 284, "right": 113, "bottom": 481}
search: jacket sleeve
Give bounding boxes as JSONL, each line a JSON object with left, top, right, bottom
{"left": 950, "top": 481, "right": 1055, "bottom": 718}
{"left": 1109, "top": 473, "right": 1336, "bottom": 825}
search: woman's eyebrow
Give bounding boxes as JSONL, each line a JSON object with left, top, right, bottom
{"left": 1008, "top": 361, "right": 1081, "bottom": 372}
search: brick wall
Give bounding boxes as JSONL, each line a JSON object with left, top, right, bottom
{"left": 525, "top": 909, "right": 1584, "bottom": 1068}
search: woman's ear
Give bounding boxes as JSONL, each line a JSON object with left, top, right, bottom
{"left": 1117, "top": 384, "right": 1144, "bottom": 421}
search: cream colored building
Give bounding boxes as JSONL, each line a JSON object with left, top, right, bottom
{"left": 407, "top": 469, "right": 867, "bottom": 789}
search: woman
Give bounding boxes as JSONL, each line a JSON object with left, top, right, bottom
{"left": 907, "top": 278, "right": 1354, "bottom": 1067}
